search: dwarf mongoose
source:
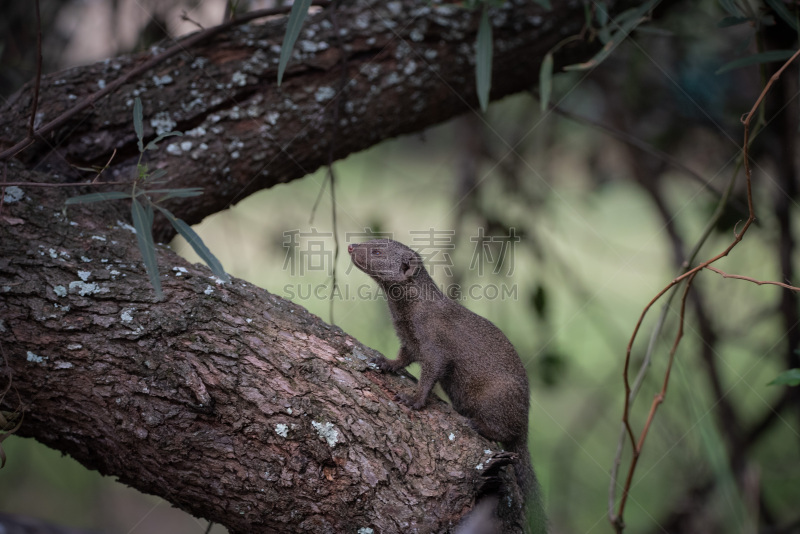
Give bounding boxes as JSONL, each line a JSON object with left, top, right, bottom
{"left": 348, "top": 238, "right": 539, "bottom": 503}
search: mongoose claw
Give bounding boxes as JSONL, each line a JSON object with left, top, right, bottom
{"left": 369, "top": 356, "right": 393, "bottom": 372}
{"left": 395, "top": 392, "right": 425, "bottom": 410}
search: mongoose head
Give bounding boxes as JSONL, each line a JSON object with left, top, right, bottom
{"left": 348, "top": 239, "right": 422, "bottom": 285}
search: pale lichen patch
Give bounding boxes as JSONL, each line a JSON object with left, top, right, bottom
{"left": 150, "top": 112, "right": 177, "bottom": 136}
{"left": 315, "top": 86, "right": 336, "bottom": 102}
{"left": 3, "top": 186, "right": 25, "bottom": 203}
{"left": 115, "top": 220, "right": 136, "bottom": 233}
{"left": 231, "top": 71, "right": 248, "bottom": 86}
{"left": 153, "top": 74, "right": 174, "bottom": 87}
{"left": 27, "top": 351, "right": 47, "bottom": 364}
{"left": 69, "top": 281, "right": 105, "bottom": 296}
{"left": 311, "top": 420, "right": 339, "bottom": 447}
{"left": 121, "top": 308, "right": 135, "bottom": 323}
{"left": 275, "top": 423, "right": 289, "bottom": 438}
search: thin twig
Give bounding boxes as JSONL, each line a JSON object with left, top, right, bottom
{"left": 608, "top": 153, "right": 746, "bottom": 522}
{"left": 610, "top": 46, "right": 800, "bottom": 531}
{"left": 614, "top": 271, "right": 697, "bottom": 532}
{"left": 180, "top": 10, "right": 205, "bottom": 31}
{"left": 705, "top": 265, "right": 800, "bottom": 291}
{"left": 0, "top": 0, "right": 331, "bottom": 161}
{"left": 326, "top": 0, "right": 347, "bottom": 325}
{"left": 27, "top": 0, "right": 43, "bottom": 138}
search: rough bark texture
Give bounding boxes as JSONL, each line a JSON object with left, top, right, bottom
{"left": 1, "top": 1, "right": 637, "bottom": 532}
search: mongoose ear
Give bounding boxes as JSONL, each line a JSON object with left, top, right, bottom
{"left": 402, "top": 253, "right": 421, "bottom": 279}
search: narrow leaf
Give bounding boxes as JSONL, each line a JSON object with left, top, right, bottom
{"left": 715, "top": 49, "right": 796, "bottom": 74}
{"left": 146, "top": 131, "right": 183, "bottom": 151}
{"left": 768, "top": 368, "right": 800, "bottom": 387}
{"left": 134, "top": 97, "right": 144, "bottom": 152}
{"left": 65, "top": 191, "right": 131, "bottom": 205}
{"left": 131, "top": 198, "right": 162, "bottom": 297}
{"left": 765, "top": 0, "right": 798, "bottom": 30}
{"left": 156, "top": 206, "right": 230, "bottom": 282}
{"left": 147, "top": 188, "right": 205, "bottom": 200}
{"left": 277, "top": 0, "right": 312, "bottom": 86}
{"left": 144, "top": 200, "right": 154, "bottom": 230}
{"left": 148, "top": 168, "right": 168, "bottom": 182}
{"left": 475, "top": 6, "right": 493, "bottom": 112}
{"left": 539, "top": 53, "right": 554, "bottom": 113}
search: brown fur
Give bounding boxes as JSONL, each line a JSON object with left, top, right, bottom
{"left": 348, "top": 238, "right": 539, "bottom": 502}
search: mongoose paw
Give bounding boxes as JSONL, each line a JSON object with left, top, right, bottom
{"left": 395, "top": 392, "right": 425, "bottom": 410}
{"left": 369, "top": 356, "right": 395, "bottom": 372}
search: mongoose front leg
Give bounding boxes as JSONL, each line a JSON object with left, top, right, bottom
{"left": 395, "top": 357, "right": 442, "bottom": 410}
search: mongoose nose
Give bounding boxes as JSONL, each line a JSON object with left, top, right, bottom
{"left": 347, "top": 244, "right": 354, "bottom": 254}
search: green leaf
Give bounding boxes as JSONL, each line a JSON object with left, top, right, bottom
{"left": 134, "top": 97, "right": 144, "bottom": 152}
{"left": 768, "top": 368, "right": 800, "bottom": 387}
{"left": 533, "top": 0, "right": 551, "bottom": 9}
{"left": 564, "top": 0, "right": 661, "bottom": 71}
{"left": 475, "top": 6, "right": 493, "bottom": 112}
{"left": 145, "top": 131, "right": 183, "bottom": 151}
{"left": 131, "top": 198, "right": 163, "bottom": 298}
{"left": 277, "top": 0, "right": 312, "bottom": 86}
{"left": 65, "top": 191, "right": 131, "bottom": 205}
{"left": 156, "top": 206, "right": 230, "bottom": 283}
{"left": 539, "top": 53, "right": 554, "bottom": 113}
{"left": 765, "top": 0, "right": 799, "bottom": 31}
{"left": 148, "top": 168, "right": 168, "bottom": 182}
{"left": 715, "top": 49, "right": 796, "bottom": 74}
{"left": 149, "top": 188, "right": 205, "bottom": 200}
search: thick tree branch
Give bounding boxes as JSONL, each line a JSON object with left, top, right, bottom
{"left": 0, "top": 1, "right": 631, "bottom": 240}
{"left": 0, "top": 172, "right": 521, "bottom": 533}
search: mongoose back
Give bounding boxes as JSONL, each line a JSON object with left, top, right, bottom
{"left": 348, "top": 238, "right": 540, "bottom": 509}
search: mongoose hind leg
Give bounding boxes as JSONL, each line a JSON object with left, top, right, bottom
{"left": 465, "top": 407, "right": 521, "bottom": 445}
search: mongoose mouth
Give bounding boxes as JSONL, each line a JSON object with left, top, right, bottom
{"left": 348, "top": 243, "right": 366, "bottom": 270}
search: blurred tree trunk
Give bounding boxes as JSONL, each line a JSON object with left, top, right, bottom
{"left": 1, "top": 1, "right": 639, "bottom": 532}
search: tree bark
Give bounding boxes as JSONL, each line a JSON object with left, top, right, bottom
{"left": 1, "top": 1, "right": 637, "bottom": 532}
